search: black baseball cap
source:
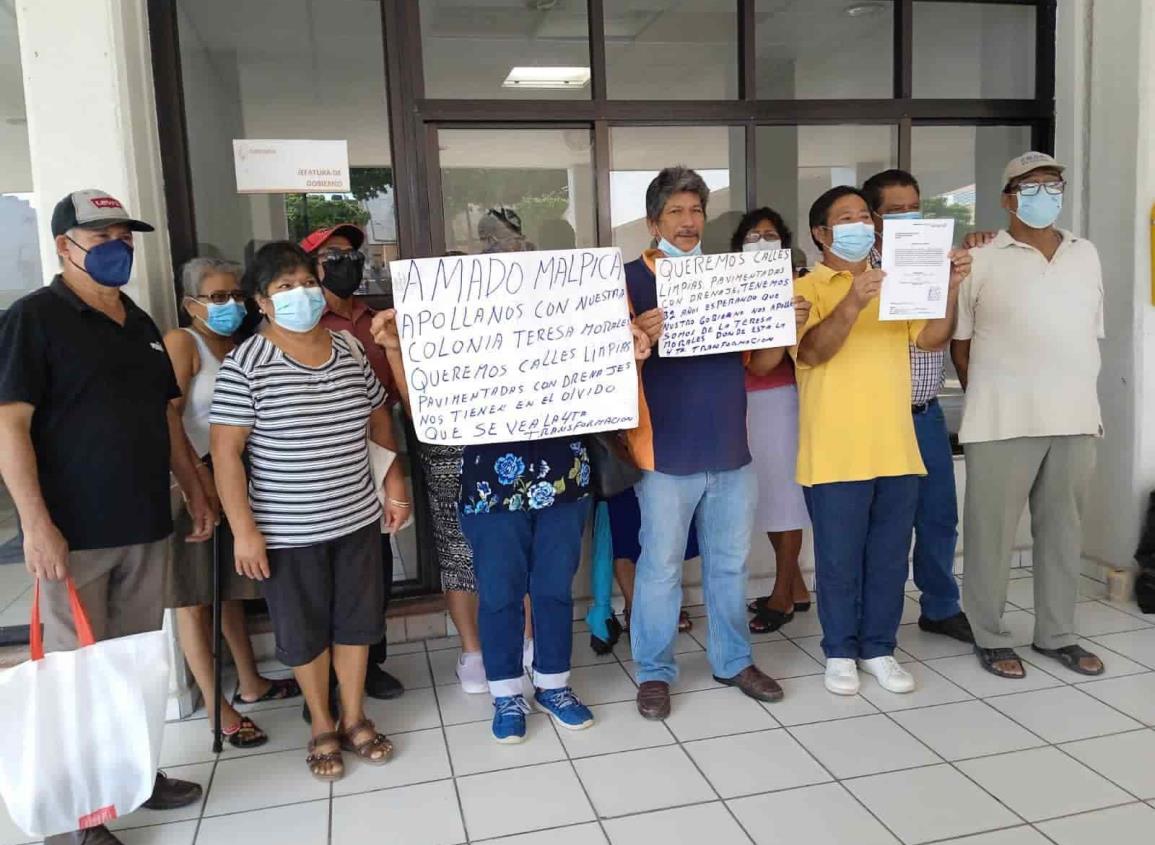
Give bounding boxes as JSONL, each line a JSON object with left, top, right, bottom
{"left": 51, "top": 189, "right": 155, "bottom": 237}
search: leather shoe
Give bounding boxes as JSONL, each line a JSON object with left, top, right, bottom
{"left": 365, "top": 663, "right": 406, "bottom": 700}
{"left": 918, "top": 611, "right": 975, "bottom": 644}
{"left": 714, "top": 665, "right": 784, "bottom": 703}
{"left": 141, "top": 771, "right": 203, "bottom": 810}
{"left": 74, "top": 825, "right": 124, "bottom": 844}
{"left": 636, "top": 680, "right": 671, "bottom": 720}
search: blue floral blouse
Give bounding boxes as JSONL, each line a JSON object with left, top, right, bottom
{"left": 460, "top": 437, "right": 591, "bottom": 514}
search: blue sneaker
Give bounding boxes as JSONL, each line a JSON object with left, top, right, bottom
{"left": 534, "top": 687, "right": 594, "bottom": 731}
{"left": 491, "top": 695, "right": 532, "bottom": 744}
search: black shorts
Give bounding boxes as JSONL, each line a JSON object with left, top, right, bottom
{"left": 261, "top": 521, "right": 385, "bottom": 666}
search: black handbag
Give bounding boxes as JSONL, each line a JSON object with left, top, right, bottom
{"left": 587, "top": 431, "right": 642, "bottom": 499}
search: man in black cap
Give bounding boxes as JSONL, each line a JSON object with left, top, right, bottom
{"left": 0, "top": 189, "right": 213, "bottom": 845}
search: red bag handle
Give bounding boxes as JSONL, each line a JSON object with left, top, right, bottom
{"left": 30, "top": 577, "right": 96, "bottom": 661}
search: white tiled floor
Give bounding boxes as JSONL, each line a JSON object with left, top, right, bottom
{"left": 3, "top": 571, "right": 1154, "bottom": 844}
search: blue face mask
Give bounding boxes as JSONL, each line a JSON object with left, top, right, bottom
{"left": 68, "top": 237, "right": 134, "bottom": 287}
{"left": 657, "top": 237, "right": 702, "bottom": 258}
{"left": 1015, "top": 190, "right": 1063, "bottom": 229}
{"left": 828, "top": 222, "right": 876, "bottom": 262}
{"left": 883, "top": 210, "right": 923, "bottom": 221}
{"left": 201, "top": 300, "right": 245, "bottom": 336}
{"left": 270, "top": 286, "right": 325, "bottom": 333}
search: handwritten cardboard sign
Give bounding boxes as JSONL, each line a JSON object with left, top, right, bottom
{"left": 232, "top": 139, "right": 350, "bottom": 194}
{"left": 389, "top": 248, "right": 639, "bottom": 445}
{"left": 655, "top": 250, "right": 796, "bottom": 357}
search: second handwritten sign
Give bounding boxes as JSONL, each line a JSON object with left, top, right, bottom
{"left": 656, "top": 250, "right": 796, "bottom": 357}
{"left": 389, "top": 248, "right": 639, "bottom": 446}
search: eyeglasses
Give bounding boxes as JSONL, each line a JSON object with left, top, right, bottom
{"left": 1015, "top": 180, "right": 1066, "bottom": 197}
{"left": 743, "top": 232, "right": 781, "bottom": 244}
{"left": 318, "top": 248, "right": 364, "bottom": 262}
{"left": 192, "top": 291, "right": 247, "bottom": 304}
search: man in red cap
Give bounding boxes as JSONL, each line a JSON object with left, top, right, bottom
{"left": 299, "top": 223, "right": 404, "bottom": 704}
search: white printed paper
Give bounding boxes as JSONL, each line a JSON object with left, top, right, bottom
{"left": 879, "top": 218, "right": 955, "bottom": 320}
{"left": 390, "top": 248, "right": 639, "bottom": 445}
{"left": 656, "top": 250, "right": 796, "bottom": 357}
{"left": 232, "top": 139, "right": 350, "bottom": 194}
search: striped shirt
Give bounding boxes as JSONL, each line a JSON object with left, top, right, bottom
{"left": 909, "top": 346, "right": 946, "bottom": 406}
{"left": 210, "top": 331, "right": 386, "bottom": 549}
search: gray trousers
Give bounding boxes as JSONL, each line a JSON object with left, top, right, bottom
{"left": 962, "top": 436, "right": 1096, "bottom": 650}
{"left": 42, "top": 539, "right": 168, "bottom": 845}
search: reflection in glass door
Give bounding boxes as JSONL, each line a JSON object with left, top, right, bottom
{"left": 435, "top": 128, "right": 597, "bottom": 256}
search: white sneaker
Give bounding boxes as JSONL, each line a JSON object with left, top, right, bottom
{"left": 824, "top": 658, "right": 860, "bottom": 695}
{"left": 860, "top": 656, "right": 916, "bottom": 694}
{"left": 456, "top": 651, "right": 488, "bottom": 695}
{"left": 522, "top": 638, "right": 534, "bottom": 675}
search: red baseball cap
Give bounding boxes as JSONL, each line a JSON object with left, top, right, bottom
{"left": 299, "top": 223, "right": 365, "bottom": 254}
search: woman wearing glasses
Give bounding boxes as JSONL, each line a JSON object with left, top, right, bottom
{"left": 162, "top": 257, "right": 300, "bottom": 750}
{"left": 729, "top": 209, "right": 813, "bottom": 634}
{"left": 211, "top": 242, "right": 411, "bottom": 782}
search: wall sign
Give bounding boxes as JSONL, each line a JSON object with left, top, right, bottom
{"left": 232, "top": 139, "right": 350, "bottom": 194}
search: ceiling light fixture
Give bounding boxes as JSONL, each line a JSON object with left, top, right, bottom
{"left": 845, "top": 2, "right": 886, "bottom": 17}
{"left": 502, "top": 66, "right": 591, "bottom": 89}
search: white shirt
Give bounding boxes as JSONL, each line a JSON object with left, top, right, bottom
{"left": 179, "top": 328, "right": 221, "bottom": 458}
{"left": 954, "top": 229, "right": 1104, "bottom": 444}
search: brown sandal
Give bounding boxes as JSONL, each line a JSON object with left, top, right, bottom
{"left": 340, "top": 718, "right": 394, "bottom": 765}
{"left": 305, "top": 731, "right": 344, "bottom": 782}
{"left": 678, "top": 609, "right": 693, "bottom": 633}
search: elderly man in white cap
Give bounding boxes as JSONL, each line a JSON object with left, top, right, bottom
{"left": 951, "top": 152, "right": 1105, "bottom": 682}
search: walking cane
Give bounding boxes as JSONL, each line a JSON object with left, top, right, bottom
{"left": 211, "top": 523, "right": 224, "bottom": 754}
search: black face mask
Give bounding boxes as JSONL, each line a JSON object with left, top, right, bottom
{"left": 320, "top": 252, "right": 366, "bottom": 298}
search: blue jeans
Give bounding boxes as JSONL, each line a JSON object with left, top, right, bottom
{"left": 911, "top": 400, "right": 962, "bottom": 621}
{"left": 806, "top": 476, "right": 919, "bottom": 660}
{"left": 631, "top": 465, "right": 756, "bottom": 684}
{"left": 460, "top": 498, "right": 591, "bottom": 697}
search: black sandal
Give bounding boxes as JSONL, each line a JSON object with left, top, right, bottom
{"left": 1031, "top": 644, "right": 1105, "bottom": 676}
{"left": 221, "top": 716, "right": 268, "bottom": 749}
{"left": 748, "top": 596, "right": 812, "bottom": 615}
{"left": 975, "top": 645, "right": 1026, "bottom": 679}
{"left": 749, "top": 607, "right": 794, "bottom": 634}
{"left": 233, "top": 677, "right": 301, "bottom": 705}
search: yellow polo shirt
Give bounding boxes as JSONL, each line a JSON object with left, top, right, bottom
{"left": 793, "top": 263, "right": 928, "bottom": 486}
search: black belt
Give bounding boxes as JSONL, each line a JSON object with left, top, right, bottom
{"left": 911, "top": 398, "right": 938, "bottom": 415}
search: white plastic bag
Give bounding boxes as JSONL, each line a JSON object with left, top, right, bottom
{"left": 0, "top": 579, "right": 169, "bottom": 837}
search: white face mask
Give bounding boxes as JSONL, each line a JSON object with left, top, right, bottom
{"left": 742, "top": 239, "right": 782, "bottom": 253}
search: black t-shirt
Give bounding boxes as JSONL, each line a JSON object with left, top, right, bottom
{"left": 0, "top": 276, "right": 181, "bottom": 551}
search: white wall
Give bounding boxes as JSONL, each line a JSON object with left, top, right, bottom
{"left": 1059, "top": 0, "right": 1155, "bottom": 570}
{"left": 15, "top": 0, "right": 176, "bottom": 327}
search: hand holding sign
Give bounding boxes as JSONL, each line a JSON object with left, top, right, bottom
{"left": 635, "top": 308, "right": 664, "bottom": 344}
{"left": 370, "top": 309, "right": 401, "bottom": 352}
